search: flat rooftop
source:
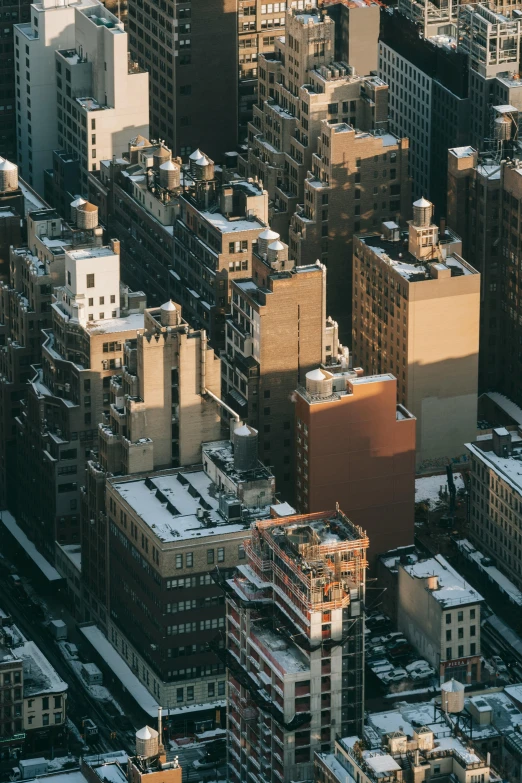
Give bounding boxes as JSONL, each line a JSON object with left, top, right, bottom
{"left": 404, "top": 553, "right": 483, "bottom": 607}
{"left": 466, "top": 430, "right": 522, "bottom": 495}
{"left": 198, "top": 210, "right": 264, "bottom": 235}
{"left": 202, "top": 439, "right": 273, "bottom": 484}
{"left": 358, "top": 233, "right": 477, "bottom": 281}
{"left": 67, "top": 246, "right": 116, "bottom": 260}
{"left": 110, "top": 470, "right": 250, "bottom": 543}
{"left": 15, "top": 639, "right": 68, "bottom": 696}
{"left": 261, "top": 512, "right": 368, "bottom": 559}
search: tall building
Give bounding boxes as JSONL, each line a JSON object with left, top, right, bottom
{"left": 97, "top": 430, "right": 280, "bottom": 720}
{"left": 398, "top": 555, "right": 483, "bottom": 684}
{"left": 15, "top": 226, "right": 146, "bottom": 563}
{"left": 379, "top": 8, "right": 470, "bottom": 209}
{"left": 222, "top": 237, "right": 340, "bottom": 500}
{"left": 467, "top": 426, "right": 522, "bottom": 591}
{"left": 447, "top": 146, "right": 502, "bottom": 393}
{"left": 88, "top": 140, "right": 273, "bottom": 349}
{"left": 127, "top": 0, "right": 237, "bottom": 161}
{"left": 222, "top": 509, "right": 368, "bottom": 783}
{"left": 380, "top": 2, "right": 522, "bottom": 209}
{"left": 294, "top": 367, "right": 416, "bottom": 564}
{"left": 242, "top": 5, "right": 386, "bottom": 240}
{"left": 14, "top": 0, "right": 148, "bottom": 195}
{"left": 288, "top": 119, "right": 411, "bottom": 336}
{"left": 0, "top": 159, "right": 25, "bottom": 280}
{"left": 0, "top": 0, "right": 31, "bottom": 162}
{"left": 0, "top": 191, "right": 104, "bottom": 511}
{"left": 352, "top": 198, "right": 480, "bottom": 470}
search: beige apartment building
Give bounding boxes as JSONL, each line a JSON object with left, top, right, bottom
{"left": 98, "top": 302, "right": 222, "bottom": 476}
{"left": 467, "top": 426, "right": 522, "bottom": 591}
{"left": 222, "top": 235, "right": 341, "bottom": 499}
{"left": 15, "top": 221, "right": 146, "bottom": 563}
{"left": 241, "top": 3, "right": 386, "bottom": 244}
{"left": 352, "top": 198, "right": 480, "bottom": 470}
{"left": 398, "top": 555, "right": 483, "bottom": 685}
{"left": 0, "top": 185, "right": 106, "bottom": 511}
{"left": 289, "top": 118, "right": 410, "bottom": 335}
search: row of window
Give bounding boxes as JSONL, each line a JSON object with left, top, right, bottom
{"left": 166, "top": 617, "right": 225, "bottom": 635}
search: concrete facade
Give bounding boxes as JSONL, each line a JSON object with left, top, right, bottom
{"left": 224, "top": 510, "right": 368, "bottom": 783}
{"left": 14, "top": 0, "right": 148, "bottom": 195}
{"left": 294, "top": 369, "right": 416, "bottom": 565}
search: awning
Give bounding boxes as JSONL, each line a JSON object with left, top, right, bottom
{"left": 0, "top": 511, "right": 61, "bottom": 581}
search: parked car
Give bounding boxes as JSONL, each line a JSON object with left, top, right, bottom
{"left": 381, "top": 632, "right": 406, "bottom": 645}
{"left": 371, "top": 664, "right": 394, "bottom": 676}
{"left": 492, "top": 655, "right": 508, "bottom": 674}
{"left": 366, "top": 646, "right": 387, "bottom": 662}
{"left": 389, "top": 643, "right": 413, "bottom": 659}
{"left": 382, "top": 668, "right": 408, "bottom": 685}
{"left": 366, "top": 614, "right": 390, "bottom": 629}
{"left": 411, "top": 667, "right": 435, "bottom": 681}
{"left": 406, "top": 660, "right": 431, "bottom": 674}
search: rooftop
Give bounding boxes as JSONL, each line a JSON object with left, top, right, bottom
{"left": 202, "top": 439, "right": 273, "bottom": 484}
{"left": 15, "top": 639, "right": 68, "bottom": 696}
{"left": 456, "top": 538, "right": 522, "bottom": 606}
{"left": 198, "top": 210, "right": 265, "bottom": 234}
{"left": 110, "top": 469, "right": 250, "bottom": 543}
{"left": 403, "top": 554, "right": 483, "bottom": 607}
{"left": 357, "top": 233, "right": 477, "bottom": 281}
{"left": 467, "top": 430, "right": 522, "bottom": 495}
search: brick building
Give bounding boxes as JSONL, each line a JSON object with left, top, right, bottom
{"left": 352, "top": 197, "right": 480, "bottom": 470}
{"left": 294, "top": 368, "right": 415, "bottom": 565}
{"left": 289, "top": 120, "right": 410, "bottom": 336}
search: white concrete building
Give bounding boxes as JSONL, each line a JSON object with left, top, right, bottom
{"left": 59, "top": 244, "right": 121, "bottom": 325}
{"left": 14, "top": 0, "right": 148, "bottom": 195}
{"left": 398, "top": 554, "right": 484, "bottom": 685}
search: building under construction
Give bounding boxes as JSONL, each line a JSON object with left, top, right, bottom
{"left": 219, "top": 508, "right": 368, "bottom": 783}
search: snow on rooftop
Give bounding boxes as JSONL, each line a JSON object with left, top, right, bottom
{"left": 415, "top": 473, "right": 464, "bottom": 509}
{"left": 92, "top": 765, "right": 127, "bottom": 783}
{"left": 482, "top": 391, "right": 522, "bottom": 425}
{"left": 16, "top": 640, "right": 68, "bottom": 695}
{"left": 404, "top": 554, "right": 483, "bottom": 607}
{"left": 80, "top": 624, "right": 159, "bottom": 717}
{"left": 0, "top": 511, "right": 62, "bottom": 581}
{"left": 111, "top": 471, "right": 248, "bottom": 542}
{"left": 363, "top": 752, "right": 401, "bottom": 773}
{"left": 456, "top": 539, "right": 522, "bottom": 605}
{"left": 86, "top": 312, "right": 144, "bottom": 335}
{"left": 270, "top": 501, "right": 296, "bottom": 517}
{"left": 466, "top": 433, "right": 522, "bottom": 495}
{"left": 250, "top": 627, "right": 308, "bottom": 675}
{"left": 19, "top": 178, "right": 47, "bottom": 215}
{"left": 199, "top": 211, "right": 263, "bottom": 234}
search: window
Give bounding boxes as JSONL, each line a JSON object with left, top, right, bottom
{"left": 470, "top": 643, "right": 476, "bottom": 655}
{"left": 110, "top": 294, "right": 116, "bottom": 304}
{"left": 176, "top": 688, "right": 184, "bottom": 703}
{"left": 446, "top": 647, "right": 452, "bottom": 659}
{"left": 99, "top": 296, "right": 104, "bottom": 305}
{"left": 175, "top": 554, "right": 183, "bottom": 569}
{"left": 458, "top": 627, "right": 464, "bottom": 640}
{"left": 457, "top": 611, "right": 463, "bottom": 622}
{"left": 218, "top": 681, "right": 226, "bottom": 696}
{"left": 446, "top": 630, "right": 451, "bottom": 641}
{"left": 186, "top": 686, "right": 194, "bottom": 700}
{"left": 54, "top": 712, "right": 62, "bottom": 724}
{"left": 238, "top": 544, "right": 246, "bottom": 560}
{"left": 42, "top": 697, "right": 49, "bottom": 710}
{"left": 470, "top": 609, "right": 476, "bottom": 620}
{"left": 42, "top": 714, "right": 49, "bottom": 726}
{"left": 54, "top": 696, "right": 62, "bottom": 708}
{"left": 458, "top": 645, "right": 464, "bottom": 657}
{"left": 470, "top": 625, "right": 476, "bottom": 637}
{"left": 217, "top": 547, "right": 224, "bottom": 563}
{"left": 207, "top": 549, "right": 214, "bottom": 564}
{"left": 186, "top": 552, "right": 193, "bottom": 567}
{"left": 208, "top": 682, "right": 215, "bottom": 697}
{"left": 445, "top": 613, "right": 451, "bottom": 624}
{"left": 86, "top": 273, "right": 95, "bottom": 288}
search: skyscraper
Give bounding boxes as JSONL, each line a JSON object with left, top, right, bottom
{"left": 127, "top": 0, "right": 238, "bottom": 160}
